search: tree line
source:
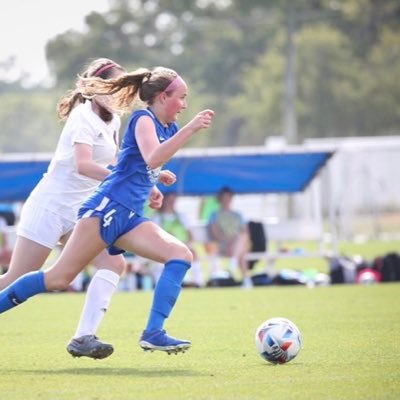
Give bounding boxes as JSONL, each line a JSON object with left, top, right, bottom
{"left": 0, "top": 0, "right": 399, "bottom": 152}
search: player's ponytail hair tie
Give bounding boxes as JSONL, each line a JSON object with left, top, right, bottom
{"left": 142, "top": 71, "right": 152, "bottom": 83}
{"left": 75, "top": 79, "right": 94, "bottom": 100}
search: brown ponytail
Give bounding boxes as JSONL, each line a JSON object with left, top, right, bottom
{"left": 56, "top": 58, "right": 125, "bottom": 121}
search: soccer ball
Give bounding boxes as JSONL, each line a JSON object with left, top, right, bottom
{"left": 255, "top": 317, "right": 302, "bottom": 364}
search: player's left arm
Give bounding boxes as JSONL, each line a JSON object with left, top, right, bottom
{"left": 74, "top": 143, "right": 111, "bottom": 181}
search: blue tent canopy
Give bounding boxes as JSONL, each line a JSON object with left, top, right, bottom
{"left": 0, "top": 159, "right": 50, "bottom": 202}
{"left": 164, "top": 152, "right": 332, "bottom": 195}
{"left": 0, "top": 150, "right": 333, "bottom": 201}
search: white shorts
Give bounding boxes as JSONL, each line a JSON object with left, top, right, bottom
{"left": 17, "top": 197, "right": 76, "bottom": 249}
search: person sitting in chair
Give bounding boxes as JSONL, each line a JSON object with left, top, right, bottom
{"left": 206, "top": 187, "right": 252, "bottom": 288}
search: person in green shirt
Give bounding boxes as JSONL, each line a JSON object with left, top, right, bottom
{"left": 199, "top": 196, "right": 220, "bottom": 224}
{"left": 152, "top": 193, "right": 204, "bottom": 287}
{"left": 207, "top": 187, "right": 252, "bottom": 288}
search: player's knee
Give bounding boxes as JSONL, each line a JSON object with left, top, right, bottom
{"left": 46, "top": 274, "right": 73, "bottom": 291}
{"left": 117, "top": 257, "right": 127, "bottom": 275}
{"left": 107, "top": 256, "right": 126, "bottom": 276}
{"left": 177, "top": 243, "right": 193, "bottom": 263}
{"left": 167, "top": 243, "right": 193, "bottom": 264}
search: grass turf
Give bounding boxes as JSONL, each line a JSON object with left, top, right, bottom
{"left": 0, "top": 283, "right": 399, "bottom": 400}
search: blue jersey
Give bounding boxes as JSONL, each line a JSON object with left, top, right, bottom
{"left": 93, "top": 108, "right": 178, "bottom": 215}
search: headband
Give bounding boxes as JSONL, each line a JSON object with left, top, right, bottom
{"left": 94, "top": 63, "right": 115, "bottom": 77}
{"left": 164, "top": 75, "right": 185, "bottom": 93}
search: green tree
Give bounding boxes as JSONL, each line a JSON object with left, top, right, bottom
{"left": 0, "top": 90, "right": 60, "bottom": 152}
{"left": 1, "top": 0, "right": 399, "bottom": 152}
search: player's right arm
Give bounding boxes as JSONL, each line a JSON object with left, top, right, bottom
{"left": 135, "top": 110, "right": 214, "bottom": 170}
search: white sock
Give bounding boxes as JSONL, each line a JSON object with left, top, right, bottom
{"left": 73, "top": 269, "right": 120, "bottom": 338}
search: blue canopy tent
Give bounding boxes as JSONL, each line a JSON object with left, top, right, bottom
{"left": 163, "top": 151, "right": 332, "bottom": 195}
{"left": 0, "top": 158, "right": 50, "bottom": 202}
{"left": 0, "top": 149, "right": 336, "bottom": 259}
{"left": 0, "top": 149, "right": 333, "bottom": 201}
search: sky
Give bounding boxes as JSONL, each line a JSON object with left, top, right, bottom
{"left": 0, "top": 0, "right": 111, "bottom": 86}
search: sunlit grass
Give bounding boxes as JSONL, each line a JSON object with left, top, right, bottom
{"left": 0, "top": 284, "right": 399, "bottom": 400}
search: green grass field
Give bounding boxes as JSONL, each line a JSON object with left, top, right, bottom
{"left": 0, "top": 283, "right": 399, "bottom": 400}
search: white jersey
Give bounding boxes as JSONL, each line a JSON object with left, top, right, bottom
{"left": 28, "top": 101, "right": 120, "bottom": 222}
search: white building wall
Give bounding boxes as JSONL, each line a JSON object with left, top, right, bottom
{"left": 178, "top": 136, "right": 400, "bottom": 241}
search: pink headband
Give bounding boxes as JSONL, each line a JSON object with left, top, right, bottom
{"left": 94, "top": 63, "right": 115, "bottom": 77}
{"left": 164, "top": 75, "right": 185, "bottom": 93}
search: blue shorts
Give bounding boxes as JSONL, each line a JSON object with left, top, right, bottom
{"left": 78, "top": 194, "right": 149, "bottom": 255}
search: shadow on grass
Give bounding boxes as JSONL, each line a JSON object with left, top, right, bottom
{"left": 257, "top": 362, "right": 304, "bottom": 367}
{"left": 4, "top": 367, "right": 206, "bottom": 377}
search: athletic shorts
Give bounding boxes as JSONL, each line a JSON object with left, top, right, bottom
{"left": 17, "top": 197, "right": 75, "bottom": 249}
{"left": 78, "top": 194, "right": 149, "bottom": 255}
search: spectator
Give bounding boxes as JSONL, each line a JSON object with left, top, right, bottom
{"left": 0, "top": 203, "right": 16, "bottom": 226}
{"left": 199, "top": 196, "right": 220, "bottom": 224}
{"left": 152, "top": 193, "right": 204, "bottom": 287}
{"left": 207, "top": 187, "right": 252, "bottom": 288}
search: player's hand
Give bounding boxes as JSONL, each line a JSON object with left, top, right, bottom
{"left": 158, "top": 170, "right": 176, "bottom": 186}
{"left": 148, "top": 186, "right": 164, "bottom": 209}
{"left": 188, "top": 109, "right": 215, "bottom": 132}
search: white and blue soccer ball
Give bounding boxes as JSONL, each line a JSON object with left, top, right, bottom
{"left": 255, "top": 317, "right": 302, "bottom": 364}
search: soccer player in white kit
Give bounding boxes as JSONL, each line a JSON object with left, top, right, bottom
{"left": 0, "top": 58, "right": 174, "bottom": 359}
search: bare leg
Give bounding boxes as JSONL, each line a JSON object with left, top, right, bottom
{"left": 0, "top": 218, "right": 105, "bottom": 316}
{"left": 116, "top": 221, "right": 193, "bottom": 353}
{"left": 0, "top": 236, "right": 52, "bottom": 290}
{"left": 45, "top": 218, "right": 107, "bottom": 291}
{"left": 115, "top": 221, "right": 192, "bottom": 263}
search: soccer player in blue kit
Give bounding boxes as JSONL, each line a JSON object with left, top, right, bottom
{"left": 0, "top": 66, "right": 214, "bottom": 354}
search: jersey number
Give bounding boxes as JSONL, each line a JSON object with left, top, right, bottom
{"left": 103, "top": 209, "right": 117, "bottom": 227}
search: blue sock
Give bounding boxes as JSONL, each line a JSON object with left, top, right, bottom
{"left": 0, "top": 271, "right": 47, "bottom": 313}
{"left": 145, "top": 259, "right": 190, "bottom": 332}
